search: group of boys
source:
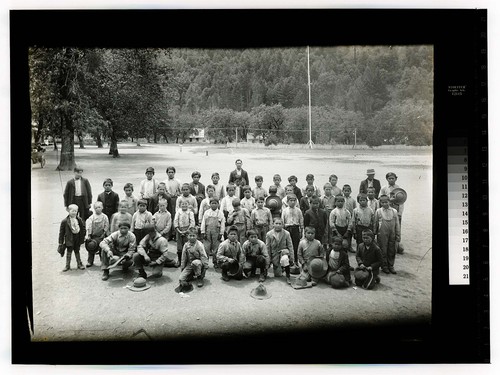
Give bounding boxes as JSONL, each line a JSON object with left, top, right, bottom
{"left": 59, "top": 161, "right": 404, "bottom": 291}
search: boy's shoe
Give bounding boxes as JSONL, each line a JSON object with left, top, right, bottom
{"left": 221, "top": 273, "right": 230, "bottom": 281}
{"left": 259, "top": 274, "right": 266, "bottom": 282}
{"left": 138, "top": 270, "right": 147, "bottom": 279}
{"left": 375, "top": 276, "right": 381, "bottom": 284}
{"left": 197, "top": 278, "right": 204, "bottom": 287}
{"left": 311, "top": 280, "right": 318, "bottom": 286}
{"left": 101, "top": 270, "right": 109, "bottom": 281}
{"left": 389, "top": 267, "right": 397, "bottom": 274}
{"left": 62, "top": 265, "right": 70, "bottom": 272}
{"left": 77, "top": 263, "right": 85, "bottom": 270}
{"left": 382, "top": 267, "right": 390, "bottom": 274}
{"left": 86, "top": 262, "right": 93, "bottom": 267}
{"left": 286, "top": 277, "right": 291, "bottom": 285}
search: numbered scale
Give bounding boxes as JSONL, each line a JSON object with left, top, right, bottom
{"left": 448, "top": 138, "right": 470, "bottom": 285}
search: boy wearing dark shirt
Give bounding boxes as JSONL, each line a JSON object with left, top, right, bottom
{"left": 354, "top": 229, "right": 383, "bottom": 289}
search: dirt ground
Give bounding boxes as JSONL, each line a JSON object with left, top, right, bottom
{"left": 30, "top": 142, "right": 432, "bottom": 341}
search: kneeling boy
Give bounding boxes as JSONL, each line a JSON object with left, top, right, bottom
{"left": 99, "top": 221, "right": 136, "bottom": 281}
{"left": 354, "top": 229, "right": 383, "bottom": 289}
{"left": 216, "top": 225, "right": 245, "bottom": 281}
{"left": 178, "top": 227, "right": 209, "bottom": 289}
{"left": 242, "top": 229, "right": 270, "bottom": 282}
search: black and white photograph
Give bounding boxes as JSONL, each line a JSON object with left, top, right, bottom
{"left": 9, "top": 5, "right": 493, "bottom": 369}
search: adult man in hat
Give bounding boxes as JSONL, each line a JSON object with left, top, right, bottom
{"left": 99, "top": 221, "right": 136, "bottom": 281}
{"left": 63, "top": 166, "right": 93, "bottom": 221}
{"left": 228, "top": 159, "right": 250, "bottom": 199}
{"left": 216, "top": 225, "right": 245, "bottom": 281}
{"left": 133, "top": 223, "right": 176, "bottom": 279}
{"left": 359, "top": 168, "right": 381, "bottom": 199}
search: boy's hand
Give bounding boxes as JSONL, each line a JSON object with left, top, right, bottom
{"left": 359, "top": 264, "right": 366, "bottom": 270}
{"left": 144, "top": 256, "right": 151, "bottom": 263}
{"left": 123, "top": 254, "right": 131, "bottom": 260}
{"left": 149, "top": 261, "right": 157, "bottom": 267}
{"left": 366, "top": 266, "right": 372, "bottom": 271}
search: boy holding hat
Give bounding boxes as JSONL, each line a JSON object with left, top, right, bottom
{"left": 217, "top": 225, "right": 245, "bottom": 281}
{"left": 178, "top": 227, "right": 209, "bottom": 289}
{"left": 265, "top": 217, "right": 294, "bottom": 284}
{"left": 242, "top": 229, "right": 270, "bottom": 282}
{"left": 354, "top": 229, "right": 383, "bottom": 289}
{"left": 58, "top": 204, "right": 86, "bottom": 271}
{"left": 134, "top": 223, "right": 176, "bottom": 279}
{"left": 297, "top": 226, "right": 326, "bottom": 285}
{"left": 326, "top": 236, "right": 351, "bottom": 288}
{"left": 63, "top": 166, "right": 92, "bottom": 221}
{"left": 85, "top": 201, "right": 110, "bottom": 267}
{"left": 99, "top": 221, "right": 137, "bottom": 281}
{"left": 380, "top": 172, "right": 405, "bottom": 225}
{"left": 140, "top": 167, "right": 159, "bottom": 207}
{"left": 359, "top": 168, "right": 381, "bottom": 198}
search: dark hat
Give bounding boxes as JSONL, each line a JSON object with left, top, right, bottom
{"left": 227, "top": 261, "right": 242, "bottom": 277}
{"left": 391, "top": 188, "right": 407, "bottom": 205}
{"left": 145, "top": 167, "right": 155, "bottom": 173}
{"left": 126, "top": 277, "right": 151, "bottom": 292}
{"left": 329, "top": 273, "right": 348, "bottom": 288}
{"left": 175, "top": 281, "right": 194, "bottom": 293}
{"left": 289, "top": 264, "right": 300, "bottom": 275}
{"left": 397, "top": 242, "right": 405, "bottom": 254}
{"left": 265, "top": 195, "right": 282, "bottom": 209}
{"left": 292, "top": 277, "right": 313, "bottom": 289}
{"left": 85, "top": 239, "right": 98, "bottom": 252}
{"left": 354, "top": 268, "right": 376, "bottom": 290}
{"left": 250, "top": 283, "right": 272, "bottom": 300}
{"left": 308, "top": 257, "right": 328, "bottom": 279}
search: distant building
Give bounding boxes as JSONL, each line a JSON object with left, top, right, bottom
{"left": 246, "top": 132, "right": 263, "bottom": 143}
{"left": 188, "top": 128, "right": 205, "bottom": 142}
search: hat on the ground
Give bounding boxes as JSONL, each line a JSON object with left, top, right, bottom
{"left": 191, "top": 259, "right": 203, "bottom": 277}
{"left": 290, "top": 264, "right": 300, "bottom": 275}
{"left": 391, "top": 188, "right": 407, "bottom": 205}
{"left": 329, "top": 272, "right": 348, "bottom": 288}
{"left": 397, "top": 242, "right": 405, "bottom": 254}
{"left": 354, "top": 269, "right": 376, "bottom": 290}
{"left": 366, "top": 168, "right": 376, "bottom": 175}
{"left": 126, "top": 277, "right": 151, "bottom": 292}
{"left": 174, "top": 281, "right": 194, "bottom": 293}
{"left": 250, "top": 283, "right": 272, "bottom": 300}
{"left": 292, "top": 276, "right": 313, "bottom": 290}
{"left": 227, "top": 261, "right": 242, "bottom": 277}
{"left": 85, "top": 239, "right": 98, "bottom": 252}
{"left": 308, "top": 257, "right": 328, "bottom": 279}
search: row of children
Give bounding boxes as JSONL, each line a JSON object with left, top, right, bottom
{"left": 58, "top": 201, "right": 383, "bottom": 292}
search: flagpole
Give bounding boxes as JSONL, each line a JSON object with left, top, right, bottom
{"left": 306, "top": 46, "right": 314, "bottom": 149}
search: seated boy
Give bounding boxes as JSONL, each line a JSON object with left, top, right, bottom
{"left": 297, "top": 226, "right": 325, "bottom": 285}
{"left": 265, "top": 217, "right": 294, "bottom": 284}
{"left": 354, "top": 229, "right": 383, "bottom": 289}
{"left": 326, "top": 236, "right": 351, "bottom": 288}
{"left": 133, "top": 224, "right": 177, "bottom": 279}
{"left": 216, "top": 225, "right": 245, "bottom": 281}
{"left": 178, "top": 227, "right": 209, "bottom": 289}
{"left": 242, "top": 229, "right": 270, "bottom": 282}
{"left": 99, "top": 221, "right": 136, "bottom": 281}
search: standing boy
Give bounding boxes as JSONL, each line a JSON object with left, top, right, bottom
{"left": 63, "top": 166, "right": 92, "bottom": 221}
{"left": 240, "top": 185, "right": 256, "bottom": 213}
{"left": 131, "top": 199, "right": 153, "bottom": 244}
{"left": 140, "top": 167, "right": 159, "bottom": 207}
{"left": 253, "top": 175, "right": 268, "bottom": 201}
{"left": 321, "top": 182, "right": 337, "bottom": 249}
{"left": 329, "top": 196, "right": 353, "bottom": 253}
{"left": 367, "top": 186, "right": 380, "bottom": 213}
{"left": 148, "top": 182, "right": 169, "bottom": 214}
{"left": 374, "top": 195, "right": 401, "bottom": 274}
{"left": 351, "top": 193, "right": 375, "bottom": 248}
{"left": 220, "top": 184, "right": 238, "bottom": 222}
{"left": 188, "top": 171, "right": 206, "bottom": 214}
{"left": 228, "top": 159, "right": 250, "bottom": 199}
{"left": 300, "top": 185, "right": 315, "bottom": 215}
{"left": 265, "top": 217, "right": 294, "bottom": 284}
{"left": 328, "top": 174, "right": 342, "bottom": 197}
{"left": 97, "top": 178, "right": 120, "bottom": 221}
{"left": 251, "top": 196, "right": 273, "bottom": 242}
{"left": 198, "top": 185, "right": 216, "bottom": 224}
{"left": 201, "top": 197, "right": 225, "bottom": 268}
{"left": 227, "top": 198, "right": 251, "bottom": 244}
{"left": 174, "top": 200, "right": 196, "bottom": 266}
{"left": 287, "top": 175, "right": 303, "bottom": 202}
{"left": 176, "top": 183, "right": 198, "bottom": 219}
{"left": 281, "top": 194, "right": 304, "bottom": 266}
{"left": 58, "top": 204, "right": 86, "bottom": 271}
{"left": 217, "top": 225, "right": 245, "bottom": 281}
{"left": 302, "top": 174, "right": 321, "bottom": 197}
{"left": 85, "top": 201, "right": 110, "bottom": 267}
{"left": 272, "top": 174, "right": 286, "bottom": 199}
{"left": 164, "top": 166, "right": 182, "bottom": 239}
{"left": 342, "top": 184, "right": 356, "bottom": 216}
{"left": 297, "top": 226, "right": 325, "bottom": 285}
{"left": 109, "top": 200, "right": 133, "bottom": 233}
{"left": 210, "top": 172, "right": 225, "bottom": 200}
{"left": 123, "top": 183, "right": 138, "bottom": 216}
{"left": 303, "top": 196, "right": 328, "bottom": 245}
{"left": 178, "top": 227, "right": 209, "bottom": 289}
{"left": 380, "top": 172, "right": 404, "bottom": 225}
{"left": 152, "top": 198, "right": 172, "bottom": 239}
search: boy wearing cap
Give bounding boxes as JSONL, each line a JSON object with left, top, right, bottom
{"left": 178, "top": 227, "right": 209, "bottom": 288}
{"left": 140, "top": 167, "right": 159, "bottom": 207}
{"left": 97, "top": 178, "right": 120, "bottom": 221}
{"left": 201, "top": 197, "right": 225, "bottom": 267}
{"left": 281, "top": 194, "right": 304, "bottom": 265}
{"left": 251, "top": 196, "right": 273, "bottom": 242}
{"left": 227, "top": 198, "right": 251, "bottom": 244}
{"left": 355, "top": 229, "right": 383, "bottom": 288}
{"left": 85, "top": 201, "right": 110, "bottom": 267}
{"left": 265, "top": 217, "right": 294, "bottom": 284}
{"left": 58, "top": 204, "right": 86, "bottom": 271}
{"left": 287, "top": 175, "right": 303, "bottom": 202}
{"left": 99, "top": 221, "right": 136, "bottom": 281}
{"left": 359, "top": 168, "right": 381, "bottom": 198}
{"left": 242, "top": 229, "right": 270, "bottom": 282}
{"left": 134, "top": 224, "right": 176, "bottom": 279}
{"left": 217, "top": 225, "right": 245, "bottom": 281}
{"left": 63, "top": 166, "right": 93, "bottom": 221}
{"left": 297, "top": 226, "right": 325, "bottom": 285}
{"left": 374, "top": 195, "right": 401, "bottom": 274}
{"left": 131, "top": 199, "right": 153, "bottom": 244}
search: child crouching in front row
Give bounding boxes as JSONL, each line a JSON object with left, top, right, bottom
{"left": 58, "top": 204, "right": 86, "bottom": 271}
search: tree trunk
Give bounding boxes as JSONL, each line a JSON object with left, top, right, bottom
{"left": 95, "top": 133, "right": 103, "bottom": 148}
{"left": 109, "top": 128, "right": 120, "bottom": 158}
{"left": 162, "top": 134, "right": 169, "bottom": 143}
{"left": 153, "top": 131, "right": 157, "bottom": 143}
{"left": 78, "top": 132, "right": 85, "bottom": 149}
{"left": 56, "top": 113, "right": 76, "bottom": 170}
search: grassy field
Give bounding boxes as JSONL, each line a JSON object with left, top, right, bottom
{"left": 30, "top": 142, "right": 432, "bottom": 341}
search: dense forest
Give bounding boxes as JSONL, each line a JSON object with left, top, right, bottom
{"left": 29, "top": 46, "right": 433, "bottom": 169}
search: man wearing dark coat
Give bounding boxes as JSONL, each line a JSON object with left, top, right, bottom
{"left": 228, "top": 159, "right": 250, "bottom": 199}
{"left": 63, "top": 166, "right": 93, "bottom": 221}
{"left": 359, "top": 168, "right": 382, "bottom": 199}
